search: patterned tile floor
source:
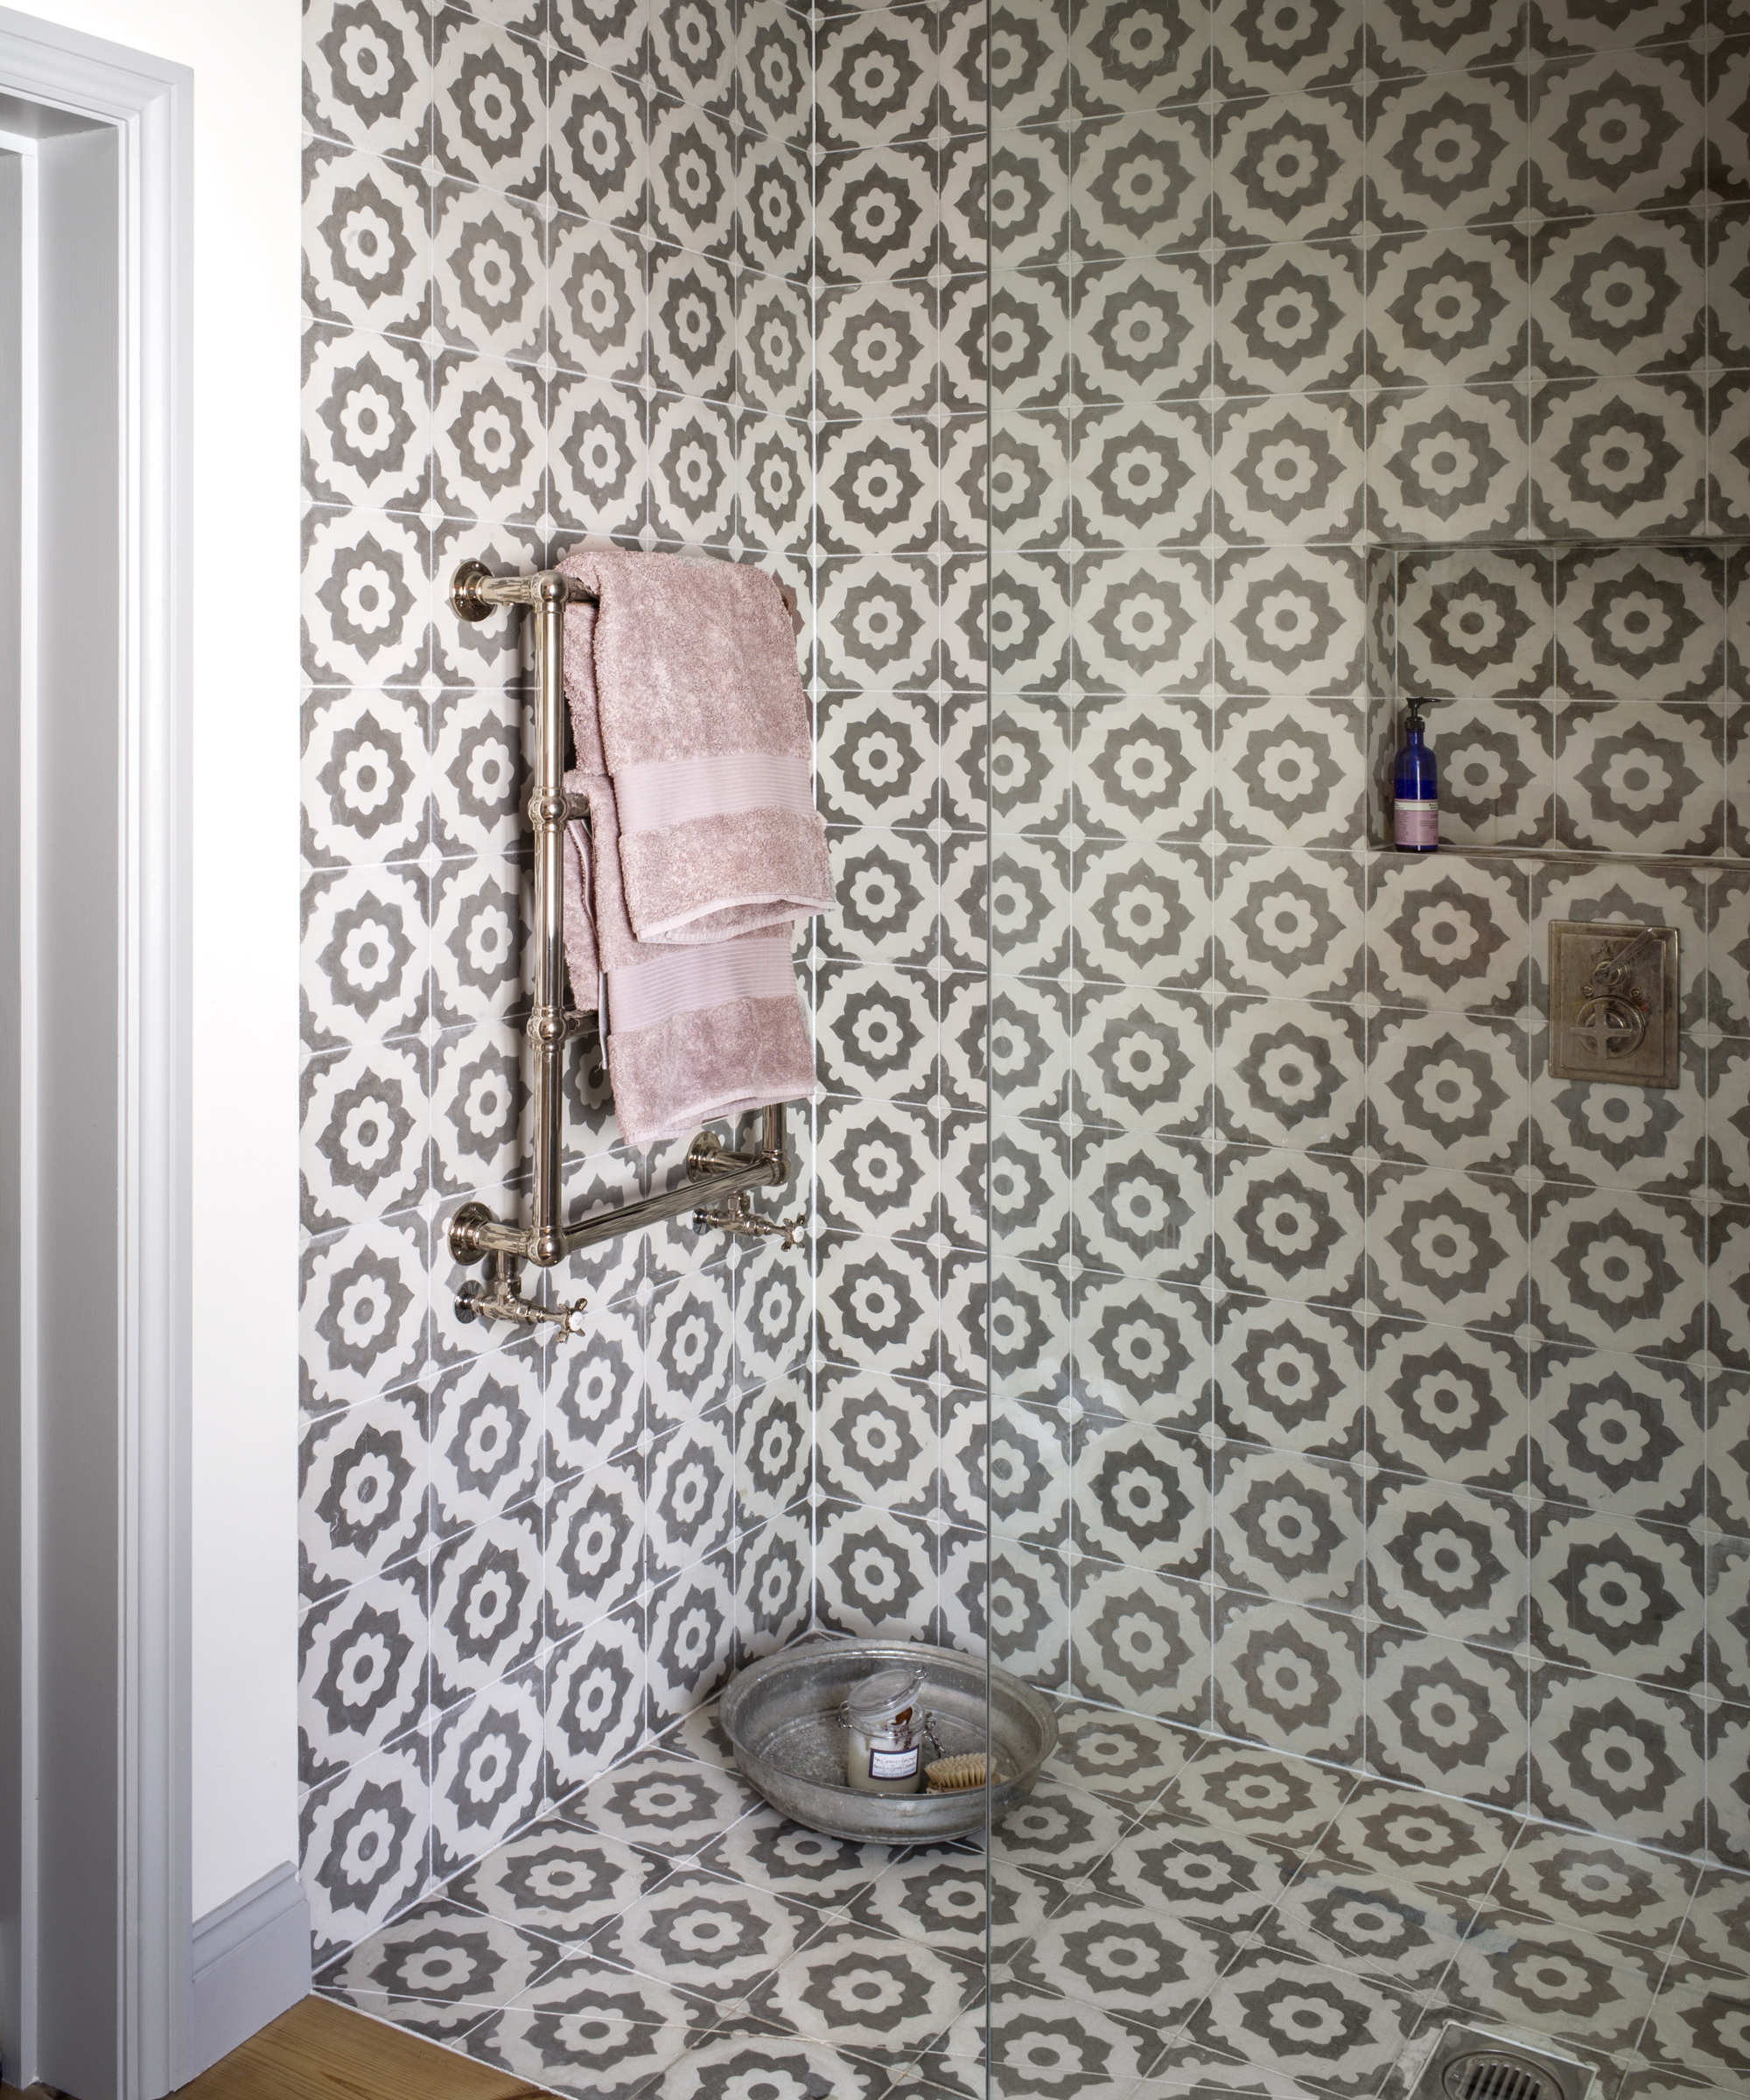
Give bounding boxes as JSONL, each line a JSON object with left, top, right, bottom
{"left": 318, "top": 1688, "right": 1750, "bottom": 2100}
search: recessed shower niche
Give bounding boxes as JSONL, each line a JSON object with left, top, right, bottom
{"left": 1366, "top": 540, "right": 1748, "bottom": 858}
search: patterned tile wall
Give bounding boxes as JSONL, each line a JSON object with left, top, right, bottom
{"left": 298, "top": 0, "right": 823, "bottom": 1959}
{"left": 803, "top": 0, "right": 993, "bottom": 1648}
{"left": 987, "top": 0, "right": 1750, "bottom": 1872}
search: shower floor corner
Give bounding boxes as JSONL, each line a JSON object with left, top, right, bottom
{"left": 315, "top": 1642, "right": 1750, "bottom": 2100}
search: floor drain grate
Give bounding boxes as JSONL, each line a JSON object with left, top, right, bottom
{"left": 1410, "top": 2026, "right": 1592, "bottom": 2100}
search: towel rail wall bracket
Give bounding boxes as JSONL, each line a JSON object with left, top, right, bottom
{"left": 445, "top": 560, "right": 806, "bottom": 1340}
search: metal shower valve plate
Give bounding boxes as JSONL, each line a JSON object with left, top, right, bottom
{"left": 1548, "top": 918, "right": 1678, "bottom": 1088}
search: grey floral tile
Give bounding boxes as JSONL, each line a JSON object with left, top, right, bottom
{"left": 694, "top": 1802, "right": 892, "bottom": 1907}
{"left": 1314, "top": 1781, "right": 1519, "bottom": 1900}
{"left": 654, "top": 2034, "right": 887, "bottom": 2100}
{"left": 1212, "top": 1594, "right": 1365, "bottom": 1768}
{"left": 1214, "top": 1297, "right": 1365, "bottom": 1463}
{"left": 318, "top": 1896, "right": 563, "bottom": 2007}
{"left": 564, "top": 1746, "right": 760, "bottom": 1858}
{"left": 1166, "top": 1740, "right": 1354, "bottom": 1851}
{"left": 1071, "top": 1562, "right": 1210, "bottom": 1725}
{"left": 1530, "top": 1666, "right": 1708, "bottom": 1856}
{"left": 1493, "top": 1825, "right": 1696, "bottom": 1956}
{"left": 1092, "top": 1817, "right": 1303, "bottom": 1936}
{"left": 1009, "top": 1889, "right": 1228, "bottom": 2027}
{"left": 302, "top": 140, "right": 430, "bottom": 341}
{"left": 1445, "top": 1904, "right": 1666, "bottom": 2057}
{"left": 1255, "top": 1864, "right": 1476, "bottom": 1998}
{"left": 592, "top": 1870, "right": 822, "bottom": 1994}
{"left": 451, "top": 1818, "right": 671, "bottom": 1943}
{"left": 471, "top": 1956, "right": 718, "bottom": 2092}
{"left": 747, "top": 1923, "right": 981, "bottom": 2052}
{"left": 1044, "top": 1700, "right": 1200, "bottom": 1807}
{"left": 1185, "top": 1945, "right": 1421, "bottom": 2096}
{"left": 970, "top": 1978, "right": 1163, "bottom": 2095}
{"left": 842, "top": 1851, "right": 1051, "bottom": 1967}
{"left": 1363, "top": 1626, "right": 1529, "bottom": 1815}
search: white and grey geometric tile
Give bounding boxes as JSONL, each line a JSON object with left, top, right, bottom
{"left": 1214, "top": 996, "right": 1365, "bottom": 1157}
{"left": 468, "top": 1958, "right": 717, "bottom": 2091}
{"left": 1214, "top": 1145, "right": 1365, "bottom": 1308}
{"left": 301, "top": 1041, "right": 431, "bottom": 1233}
{"left": 644, "top": 1411, "right": 736, "bottom": 1576}
{"left": 736, "top": 1509, "right": 810, "bottom": 1660}
{"left": 1368, "top": 1473, "right": 1528, "bottom": 1651}
{"left": 300, "top": 1220, "right": 429, "bottom": 1416}
{"left": 1531, "top": 1505, "right": 1704, "bottom": 1690}
{"left": 544, "top": 1303, "right": 643, "bottom": 1484}
{"left": 1367, "top": 1164, "right": 1528, "bottom": 1334}
{"left": 302, "top": 686, "right": 431, "bottom": 872}
{"left": 303, "top": 509, "right": 430, "bottom": 689}
{"left": 429, "top": 1506, "right": 545, "bottom": 1710}
{"left": 543, "top": 1605, "right": 645, "bottom": 1802}
{"left": 1214, "top": 1446, "right": 1365, "bottom": 1613}
{"left": 1212, "top": 1593, "right": 1365, "bottom": 1767}
{"left": 1530, "top": 1183, "right": 1707, "bottom": 1361}
{"left": 1186, "top": 1943, "right": 1417, "bottom": 2093}
{"left": 1362, "top": 1625, "right": 1529, "bottom": 1812}
{"left": 595, "top": 1869, "right": 820, "bottom": 1995}
{"left": 646, "top": 1550, "right": 738, "bottom": 1723}
{"left": 1073, "top": 1562, "right": 1211, "bottom": 1726}
{"left": 747, "top": 1924, "right": 980, "bottom": 2054}
{"left": 1528, "top": 1663, "right": 1707, "bottom": 1854}
{"left": 300, "top": 1561, "right": 429, "bottom": 1789}
{"left": 1530, "top": 1340, "right": 1704, "bottom": 1524}
{"left": 564, "top": 1744, "right": 760, "bottom": 1859}
{"left": 427, "top": 1342, "right": 542, "bottom": 1539}
{"left": 1213, "top": 1294, "right": 1365, "bottom": 1461}
{"left": 815, "top": 1504, "right": 936, "bottom": 1642}
{"left": 302, "top": 140, "right": 431, "bottom": 341}
{"left": 431, "top": 180, "right": 546, "bottom": 365}
{"left": 430, "top": 1664, "right": 548, "bottom": 1878}
{"left": 1316, "top": 1780, "right": 1517, "bottom": 1900}
{"left": 1493, "top": 1823, "right": 1696, "bottom": 1956}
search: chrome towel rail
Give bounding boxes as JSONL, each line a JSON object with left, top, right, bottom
{"left": 444, "top": 559, "right": 803, "bottom": 1340}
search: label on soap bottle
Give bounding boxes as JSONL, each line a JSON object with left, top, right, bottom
{"left": 1394, "top": 798, "right": 1438, "bottom": 850}
{"left": 869, "top": 1746, "right": 920, "bottom": 1781}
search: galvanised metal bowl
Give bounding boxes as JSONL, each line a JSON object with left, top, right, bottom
{"left": 719, "top": 1639, "right": 1058, "bottom": 1843}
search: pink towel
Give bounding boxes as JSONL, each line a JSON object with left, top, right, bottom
{"left": 558, "top": 548, "right": 832, "bottom": 946}
{"left": 561, "top": 771, "right": 815, "bottom": 1144}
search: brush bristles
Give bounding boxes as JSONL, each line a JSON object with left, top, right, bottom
{"left": 925, "top": 1753, "right": 990, "bottom": 1793}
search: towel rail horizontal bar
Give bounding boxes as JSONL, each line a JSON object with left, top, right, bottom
{"left": 444, "top": 558, "right": 807, "bottom": 1340}
{"left": 452, "top": 1120, "right": 789, "bottom": 1266}
{"left": 451, "top": 557, "right": 598, "bottom": 621}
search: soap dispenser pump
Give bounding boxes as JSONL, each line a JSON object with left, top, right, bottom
{"left": 1392, "top": 696, "right": 1446, "bottom": 852}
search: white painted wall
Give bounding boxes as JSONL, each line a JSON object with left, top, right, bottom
{"left": 17, "top": 0, "right": 301, "bottom": 1920}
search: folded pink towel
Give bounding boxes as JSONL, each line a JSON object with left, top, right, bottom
{"left": 562, "top": 769, "right": 816, "bottom": 1145}
{"left": 558, "top": 547, "right": 832, "bottom": 946}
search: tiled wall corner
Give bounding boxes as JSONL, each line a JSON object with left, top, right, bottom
{"left": 298, "top": 0, "right": 818, "bottom": 1960}
{"left": 805, "top": 0, "right": 993, "bottom": 1653}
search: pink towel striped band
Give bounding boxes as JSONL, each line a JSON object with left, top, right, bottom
{"left": 612, "top": 751, "right": 815, "bottom": 834}
{"left": 606, "top": 934, "right": 797, "bottom": 1036}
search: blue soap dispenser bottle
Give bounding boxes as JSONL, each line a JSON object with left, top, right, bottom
{"left": 1392, "top": 696, "right": 1441, "bottom": 851}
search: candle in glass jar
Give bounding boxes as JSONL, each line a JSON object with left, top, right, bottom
{"left": 844, "top": 1667, "right": 925, "bottom": 1795}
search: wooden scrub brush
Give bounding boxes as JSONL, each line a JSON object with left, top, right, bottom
{"left": 925, "top": 1753, "right": 992, "bottom": 1793}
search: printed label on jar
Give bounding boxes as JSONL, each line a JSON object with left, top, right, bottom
{"left": 869, "top": 1746, "right": 920, "bottom": 1781}
{"left": 1395, "top": 799, "right": 1438, "bottom": 849}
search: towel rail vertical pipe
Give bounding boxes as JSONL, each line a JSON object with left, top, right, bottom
{"left": 443, "top": 560, "right": 805, "bottom": 1339}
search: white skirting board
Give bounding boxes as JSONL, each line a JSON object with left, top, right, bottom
{"left": 189, "top": 1861, "right": 311, "bottom": 2077}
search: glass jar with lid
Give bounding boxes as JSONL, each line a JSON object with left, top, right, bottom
{"left": 844, "top": 1666, "right": 927, "bottom": 1795}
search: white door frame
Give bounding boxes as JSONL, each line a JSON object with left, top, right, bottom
{"left": 0, "top": 11, "right": 192, "bottom": 2096}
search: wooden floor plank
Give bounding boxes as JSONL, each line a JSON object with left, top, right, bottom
{"left": 4, "top": 1996, "right": 547, "bottom": 2100}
